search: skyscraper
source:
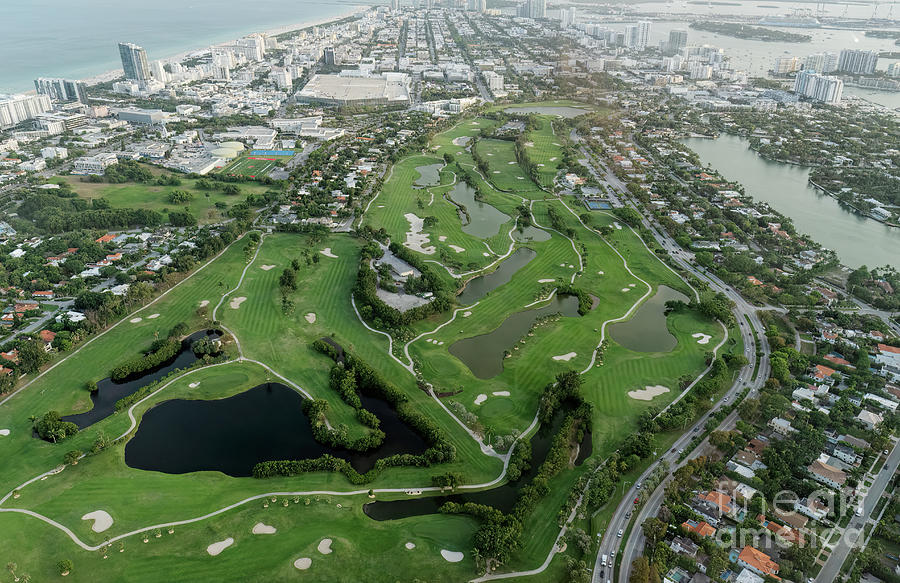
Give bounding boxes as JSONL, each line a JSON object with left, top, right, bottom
{"left": 837, "top": 49, "right": 878, "bottom": 75}
{"left": 793, "top": 70, "right": 843, "bottom": 104}
{"left": 526, "top": 0, "right": 546, "bottom": 19}
{"left": 637, "top": 21, "right": 652, "bottom": 51}
{"left": 668, "top": 29, "right": 687, "bottom": 54}
{"left": 118, "top": 42, "right": 151, "bottom": 81}
{"left": 34, "top": 78, "right": 89, "bottom": 104}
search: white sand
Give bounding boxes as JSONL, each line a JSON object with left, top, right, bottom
{"left": 147, "top": 313, "right": 160, "bottom": 319}
{"left": 317, "top": 538, "right": 333, "bottom": 554}
{"left": 482, "top": 252, "right": 490, "bottom": 257}
{"left": 403, "top": 213, "right": 436, "bottom": 255}
{"left": 438, "top": 341, "right": 444, "bottom": 345}
{"left": 441, "top": 550, "right": 464, "bottom": 563}
{"left": 305, "top": 313, "right": 317, "bottom": 324}
{"left": 260, "top": 264, "right": 276, "bottom": 271}
{"left": 230, "top": 296, "right": 247, "bottom": 309}
{"left": 448, "top": 245, "right": 465, "bottom": 253}
{"left": 207, "top": 537, "right": 234, "bottom": 556}
{"left": 492, "top": 391, "right": 510, "bottom": 397}
{"left": 552, "top": 352, "right": 577, "bottom": 362}
{"left": 517, "top": 176, "right": 524, "bottom": 180}
{"left": 129, "top": 317, "right": 142, "bottom": 323}
{"left": 692, "top": 332, "right": 712, "bottom": 345}
{"left": 294, "top": 558, "right": 312, "bottom": 570}
{"left": 597, "top": 271, "right": 604, "bottom": 275}
{"left": 320, "top": 248, "right": 338, "bottom": 258}
{"left": 462, "top": 311, "right": 472, "bottom": 318}
{"left": 252, "top": 522, "right": 277, "bottom": 535}
{"left": 439, "top": 235, "right": 447, "bottom": 241}
{"left": 550, "top": 156, "right": 557, "bottom": 161}
{"left": 621, "top": 288, "right": 631, "bottom": 292}
{"left": 614, "top": 222, "right": 622, "bottom": 230}
{"left": 524, "top": 142, "right": 534, "bottom": 147}
{"left": 0, "top": 429, "right": 9, "bottom": 436}
{"left": 189, "top": 382, "right": 200, "bottom": 388}
{"left": 451, "top": 137, "right": 470, "bottom": 146}
{"left": 508, "top": 161, "right": 516, "bottom": 165}
{"left": 493, "top": 171, "right": 500, "bottom": 174}
{"left": 559, "top": 263, "right": 566, "bottom": 267}
{"left": 538, "top": 279, "right": 555, "bottom": 283}
{"left": 629, "top": 283, "right": 636, "bottom": 288}
{"left": 377, "top": 205, "right": 385, "bottom": 208}
{"left": 474, "top": 394, "right": 488, "bottom": 405}
{"left": 568, "top": 264, "right": 575, "bottom": 268}
{"left": 81, "top": 510, "right": 113, "bottom": 533}
{"left": 199, "top": 300, "right": 209, "bottom": 308}
{"left": 628, "top": 385, "right": 670, "bottom": 401}
{"left": 405, "top": 542, "right": 416, "bottom": 550}
{"left": 537, "top": 163, "right": 545, "bottom": 167}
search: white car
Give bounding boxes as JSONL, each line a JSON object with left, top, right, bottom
{"left": 617, "top": 529, "right": 624, "bottom": 538}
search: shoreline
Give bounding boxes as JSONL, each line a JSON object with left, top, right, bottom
{"left": 76, "top": 5, "right": 368, "bottom": 88}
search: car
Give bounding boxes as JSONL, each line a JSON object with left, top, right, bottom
{"left": 636, "top": 482, "right": 642, "bottom": 490}
{"left": 856, "top": 506, "right": 864, "bottom": 517}
{"left": 677, "top": 448, "right": 684, "bottom": 454}
{"left": 617, "top": 529, "right": 624, "bottom": 538}
{"left": 601, "top": 571, "right": 605, "bottom": 579}
{"left": 693, "top": 426, "right": 700, "bottom": 432}
{"left": 625, "top": 511, "right": 631, "bottom": 519}
{"left": 884, "top": 450, "right": 890, "bottom": 455}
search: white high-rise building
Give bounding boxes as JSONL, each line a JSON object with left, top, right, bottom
{"left": 804, "top": 52, "right": 838, "bottom": 74}
{"left": 0, "top": 94, "right": 53, "bottom": 129}
{"left": 560, "top": 7, "right": 576, "bottom": 28}
{"left": 483, "top": 70, "right": 504, "bottom": 92}
{"left": 118, "top": 42, "right": 151, "bottom": 81}
{"left": 34, "top": 78, "right": 89, "bottom": 103}
{"left": 150, "top": 61, "right": 169, "bottom": 84}
{"left": 773, "top": 56, "right": 802, "bottom": 75}
{"left": 637, "top": 21, "right": 651, "bottom": 50}
{"left": 793, "top": 70, "right": 843, "bottom": 104}
{"left": 837, "top": 49, "right": 878, "bottom": 75}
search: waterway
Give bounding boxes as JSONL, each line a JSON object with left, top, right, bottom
{"left": 447, "top": 182, "right": 511, "bottom": 239}
{"left": 682, "top": 134, "right": 900, "bottom": 269}
{"left": 124, "top": 382, "right": 427, "bottom": 477}
{"left": 413, "top": 163, "right": 444, "bottom": 188}
{"left": 609, "top": 286, "right": 688, "bottom": 352}
{"left": 449, "top": 294, "right": 581, "bottom": 379}
{"left": 456, "top": 247, "right": 537, "bottom": 305}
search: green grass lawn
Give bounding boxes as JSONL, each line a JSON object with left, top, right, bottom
{"left": 219, "top": 153, "right": 291, "bottom": 178}
{"left": 60, "top": 174, "right": 272, "bottom": 225}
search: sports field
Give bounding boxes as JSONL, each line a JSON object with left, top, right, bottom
{"left": 220, "top": 153, "right": 290, "bottom": 178}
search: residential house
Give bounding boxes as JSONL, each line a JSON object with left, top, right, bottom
{"left": 808, "top": 458, "right": 847, "bottom": 489}
{"left": 682, "top": 519, "right": 716, "bottom": 538}
{"left": 39, "top": 329, "right": 56, "bottom": 351}
{"left": 857, "top": 410, "right": 884, "bottom": 430}
{"left": 795, "top": 497, "right": 828, "bottom": 521}
{"left": 768, "top": 417, "right": 795, "bottom": 435}
{"left": 736, "top": 546, "right": 780, "bottom": 578}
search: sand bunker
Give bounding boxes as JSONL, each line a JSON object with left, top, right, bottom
{"left": 597, "top": 271, "right": 604, "bottom": 275}
{"left": 538, "top": 278, "right": 555, "bottom": 283}
{"left": 474, "top": 394, "right": 488, "bottom": 405}
{"left": 621, "top": 288, "right": 631, "bottom": 292}
{"left": 439, "top": 235, "right": 447, "bottom": 241}
{"left": 549, "top": 156, "right": 557, "bottom": 161}
{"left": 129, "top": 317, "right": 142, "bottom": 323}
{"left": 252, "top": 522, "right": 276, "bottom": 535}
{"left": 294, "top": 558, "right": 312, "bottom": 570}
{"left": 629, "top": 283, "right": 636, "bottom": 288}
{"left": 320, "top": 248, "right": 338, "bottom": 258}
{"left": 199, "top": 300, "right": 209, "bottom": 308}
{"left": 692, "top": 332, "right": 712, "bottom": 345}
{"left": 441, "top": 550, "right": 464, "bottom": 563}
{"left": 524, "top": 141, "right": 534, "bottom": 147}
{"left": 614, "top": 222, "right": 622, "bottom": 230}
{"left": 305, "top": 313, "right": 317, "bottom": 324}
{"left": 81, "top": 510, "right": 113, "bottom": 533}
{"left": 405, "top": 542, "right": 416, "bottom": 550}
{"left": 317, "top": 539, "right": 333, "bottom": 554}
{"left": 229, "top": 296, "right": 247, "bottom": 309}
{"left": 628, "top": 385, "right": 670, "bottom": 401}
{"left": 189, "top": 382, "right": 200, "bottom": 388}
{"left": 0, "top": 429, "right": 9, "bottom": 436}
{"left": 147, "top": 313, "right": 160, "bottom": 319}
{"left": 552, "top": 352, "right": 577, "bottom": 362}
{"left": 403, "top": 213, "right": 436, "bottom": 255}
{"left": 260, "top": 264, "right": 276, "bottom": 271}
{"left": 568, "top": 264, "right": 575, "bottom": 269}
{"left": 448, "top": 245, "right": 465, "bottom": 253}
{"left": 492, "top": 391, "right": 510, "bottom": 397}
{"left": 452, "top": 137, "right": 470, "bottom": 146}
{"left": 508, "top": 161, "right": 516, "bottom": 165}
{"left": 462, "top": 311, "right": 472, "bottom": 317}
{"left": 207, "top": 537, "right": 234, "bottom": 556}
{"left": 493, "top": 171, "right": 500, "bottom": 174}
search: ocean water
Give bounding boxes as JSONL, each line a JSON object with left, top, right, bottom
{"left": 1, "top": 0, "right": 366, "bottom": 94}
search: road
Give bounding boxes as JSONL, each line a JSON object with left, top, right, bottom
{"left": 815, "top": 437, "right": 900, "bottom": 583}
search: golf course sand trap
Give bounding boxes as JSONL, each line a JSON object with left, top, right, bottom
{"left": 403, "top": 213, "right": 436, "bottom": 255}
{"left": 229, "top": 296, "right": 247, "bottom": 309}
{"left": 614, "top": 222, "right": 622, "bottom": 230}
{"left": 492, "top": 391, "right": 510, "bottom": 397}
{"left": 0, "top": 429, "right": 9, "bottom": 436}
{"left": 474, "top": 394, "right": 488, "bottom": 405}
{"left": 441, "top": 550, "right": 464, "bottom": 563}
{"left": 452, "top": 136, "right": 470, "bottom": 146}
{"left": 692, "top": 332, "right": 712, "bottom": 345}
{"left": 260, "top": 264, "right": 276, "bottom": 271}
{"left": 550, "top": 156, "right": 557, "bottom": 161}
{"left": 320, "top": 248, "right": 338, "bottom": 258}
{"left": 81, "top": 510, "right": 113, "bottom": 533}
{"left": 538, "top": 278, "right": 555, "bottom": 283}
{"left": 462, "top": 311, "right": 472, "bottom": 317}
{"left": 317, "top": 539, "right": 333, "bottom": 554}
{"left": 189, "top": 382, "right": 200, "bottom": 388}
{"left": 147, "top": 313, "right": 160, "bottom": 319}
{"left": 207, "top": 537, "right": 234, "bottom": 556}
{"left": 597, "top": 271, "right": 604, "bottom": 275}
{"left": 448, "top": 245, "right": 465, "bottom": 253}
{"left": 130, "top": 317, "right": 142, "bottom": 323}
{"left": 252, "top": 522, "right": 277, "bottom": 535}
{"left": 552, "top": 352, "right": 577, "bottom": 362}
{"left": 405, "top": 542, "right": 416, "bottom": 550}
{"left": 629, "top": 283, "right": 636, "bottom": 288}
{"left": 621, "top": 288, "right": 631, "bottom": 292}
{"left": 508, "top": 161, "right": 516, "bottom": 165}
{"left": 199, "top": 300, "right": 209, "bottom": 307}
{"left": 294, "top": 558, "right": 312, "bottom": 570}
{"left": 628, "top": 385, "right": 670, "bottom": 401}
{"left": 305, "top": 313, "right": 316, "bottom": 324}
{"left": 524, "top": 141, "right": 534, "bottom": 147}
{"left": 439, "top": 235, "right": 447, "bottom": 241}
{"left": 493, "top": 170, "right": 500, "bottom": 174}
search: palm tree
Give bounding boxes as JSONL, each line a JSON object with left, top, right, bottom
{"left": 471, "top": 549, "right": 482, "bottom": 574}
{"left": 7, "top": 562, "right": 18, "bottom": 582}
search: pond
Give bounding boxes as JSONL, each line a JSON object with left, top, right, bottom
{"left": 449, "top": 294, "right": 581, "bottom": 379}
{"left": 61, "top": 330, "right": 220, "bottom": 430}
{"left": 413, "top": 163, "right": 443, "bottom": 188}
{"left": 364, "top": 411, "right": 591, "bottom": 520}
{"left": 512, "top": 225, "right": 551, "bottom": 243}
{"left": 124, "top": 382, "right": 428, "bottom": 477}
{"left": 456, "top": 247, "right": 536, "bottom": 305}
{"left": 608, "top": 286, "right": 688, "bottom": 353}
{"left": 447, "top": 182, "right": 510, "bottom": 239}
{"left": 504, "top": 106, "right": 589, "bottom": 118}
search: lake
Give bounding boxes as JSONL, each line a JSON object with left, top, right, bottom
{"left": 124, "top": 382, "right": 427, "bottom": 477}
{"left": 609, "top": 286, "right": 688, "bottom": 353}
{"left": 447, "top": 182, "right": 511, "bottom": 239}
{"left": 682, "top": 134, "right": 900, "bottom": 269}
{"left": 413, "top": 163, "right": 444, "bottom": 188}
{"left": 456, "top": 247, "right": 537, "bottom": 305}
{"left": 449, "top": 294, "right": 581, "bottom": 379}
